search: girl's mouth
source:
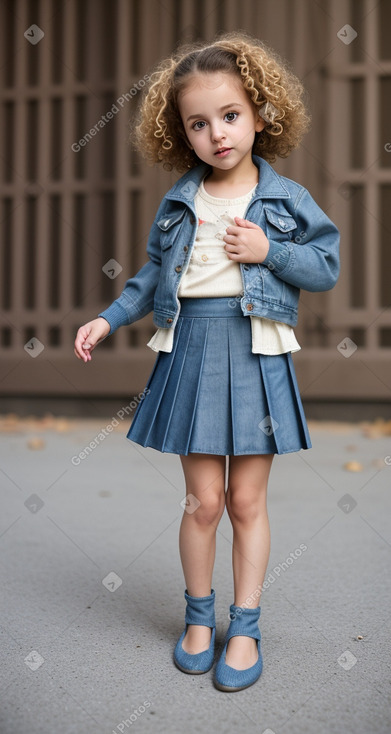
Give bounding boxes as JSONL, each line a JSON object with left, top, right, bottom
{"left": 215, "top": 148, "right": 232, "bottom": 157}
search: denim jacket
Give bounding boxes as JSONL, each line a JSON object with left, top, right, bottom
{"left": 98, "top": 154, "right": 340, "bottom": 334}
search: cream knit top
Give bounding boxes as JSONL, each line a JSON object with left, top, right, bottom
{"left": 147, "top": 177, "right": 300, "bottom": 355}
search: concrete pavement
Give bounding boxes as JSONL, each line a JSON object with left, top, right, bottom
{"left": 0, "top": 414, "right": 390, "bottom": 734}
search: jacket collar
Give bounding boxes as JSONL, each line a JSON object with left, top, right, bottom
{"left": 164, "top": 154, "right": 291, "bottom": 204}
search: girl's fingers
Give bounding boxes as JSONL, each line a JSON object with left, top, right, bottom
{"left": 234, "top": 217, "right": 260, "bottom": 229}
{"left": 75, "top": 346, "right": 87, "bottom": 361}
{"left": 74, "top": 346, "right": 88, "bottom": 361}
{"left": 225, "top": 225, "right": 240, "bottom": 236}
{"left": 74, "top": 327, "right": 93, "bottom": 360}
{"left": 74, "top": 320, "right": 109, "bottom": 361}
{"left": 223, "top": 234, "right": 238, "bottom": 245}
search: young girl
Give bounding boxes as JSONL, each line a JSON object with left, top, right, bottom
{"left": 74, "top": 31, "right": 340, "bottom": 692}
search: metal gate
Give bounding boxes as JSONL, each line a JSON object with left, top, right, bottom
{"left": 1, "top": 0, "right": 390, "bottom": 400}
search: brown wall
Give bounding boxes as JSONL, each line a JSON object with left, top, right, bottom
{"left": 1, "top": 0, "right": 390, "bottom": 401}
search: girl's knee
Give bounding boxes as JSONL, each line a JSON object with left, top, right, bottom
{"left": 187, "top": 489, "right": 225, "bottom": 526}
{"left": 226, "top": 484, "right": 267, "bottom": 523}
{"left": 225, "top": 454, "right": 272, "bottom": 522}
{"left": 180, "top": 453, "right": 226, "bottom": 525}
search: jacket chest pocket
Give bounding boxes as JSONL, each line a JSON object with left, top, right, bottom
{"left": 264, "top": 207, "right": 297, "bottom": 242}
{"left": 157, "top": 208, "right": 187, "bottom": 251}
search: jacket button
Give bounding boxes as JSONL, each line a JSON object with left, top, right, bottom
{"left": 246, "top": 303, "right": 253, "bottom": 311}
{"left": 166, "top": 318, "right": 173, "bottom": 323}
{"left": 175, "top": 265, "right": 182, "bottom": 273}
{"left": 183, "top": 246, "right": 188, "bottom": 252}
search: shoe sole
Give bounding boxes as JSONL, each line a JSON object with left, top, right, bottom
{"left": 174, "top": 658, "right": 213, "bottom": 674}
{"left": 213, "top": 678, "right": 259, "bottom": 692}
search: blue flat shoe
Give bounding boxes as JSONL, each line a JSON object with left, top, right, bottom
{"left": 173, "top": 588, "right": 216, "bottom": 674}
{"left": 213, "top": 604, "right": 263, "bottom": 691}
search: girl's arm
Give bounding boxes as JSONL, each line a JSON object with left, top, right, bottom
{"left": 96, "top": 201, "right": 166, "bottom": 335}
{"left": 74, "top": 211, "right": 163, "bottom": 363}
{"left": 262, "top": 187, "right": 340, "bottom": 292}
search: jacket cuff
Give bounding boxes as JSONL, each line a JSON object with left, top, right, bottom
{"left": 97, "top": 302, "right": 131, "bottom": 336}
{"left": 262, "top": 240, "right": 290, "bottom": 273}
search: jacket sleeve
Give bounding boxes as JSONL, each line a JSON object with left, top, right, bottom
{"left": 97, "top": 201, "right": 165, "bottom": 336}
{"left": 262, "top": 187, "right": 340, "bottom": 292}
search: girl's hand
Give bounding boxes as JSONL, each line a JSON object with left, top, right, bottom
{"left": 74, "top": 317, "right": 111, "bottom": 363}
{"left": 223, "top": 216, "right": 270, "bottom": 263}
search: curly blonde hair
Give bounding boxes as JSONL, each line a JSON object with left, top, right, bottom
{"left": 129, "top": 30, "right": 311, "bottom": 172}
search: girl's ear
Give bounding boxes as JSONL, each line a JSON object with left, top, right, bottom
{"left": 255, "top": 109, "right": 267, "bottom": 133}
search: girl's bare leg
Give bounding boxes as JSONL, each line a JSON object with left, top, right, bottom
{"left": 179, "top": 453, "right": 226, "bottom": 654}
{"left": 224, "top": 453, "right": 274, "bottom": 669}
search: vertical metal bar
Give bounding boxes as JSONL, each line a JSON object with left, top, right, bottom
{"left": 157, "top": 0, "right": 175, "bottom": 60}
{"left": 364, "top": 0, "right": 379, "bottom": 349}
{"left": 236, "top": 0, "right": 253, "bottom": 32}
{"left": 11, "top": 0, "right": 29, "bottom": 347}
{"left": 286, "top": 0, "right": 307, "bottom": 186}
{"left": 133, "top": 0, "right": 162, "bottom": 346}
{"left": 34, "top": 0, "right": 51, "bottom": 340}
{"left": 327, "top": 0, "right": 353, "bottom": 341}
{"left": 58, "top": 0, "right": 76, "bottom": 346}
{"left": 114, "top": 0, "right": 132, "bottom": 351}
{"left": 83, "top": 0, "right": 108, "bottom": 322}
{"left": 182, "top": 0, "right": 195, "bottom": 37}
{"left": 224, "top": 0, "right": 237, "bottom": 31}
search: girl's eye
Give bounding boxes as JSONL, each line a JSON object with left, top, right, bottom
{"left": 191, "top": 112, "right": 238, "bottom": 130}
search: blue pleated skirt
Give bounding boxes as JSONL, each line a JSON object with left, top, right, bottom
{"left": 126, "top": 297, "right": 312, "bottom": 456}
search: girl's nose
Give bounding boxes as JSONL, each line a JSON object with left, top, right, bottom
{"left": 210, "top": 124, "right": 225, "bottom": 143}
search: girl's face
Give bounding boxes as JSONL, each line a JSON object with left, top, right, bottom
{"left": 178, "top": 72, "right": 265, "bottom": 173}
